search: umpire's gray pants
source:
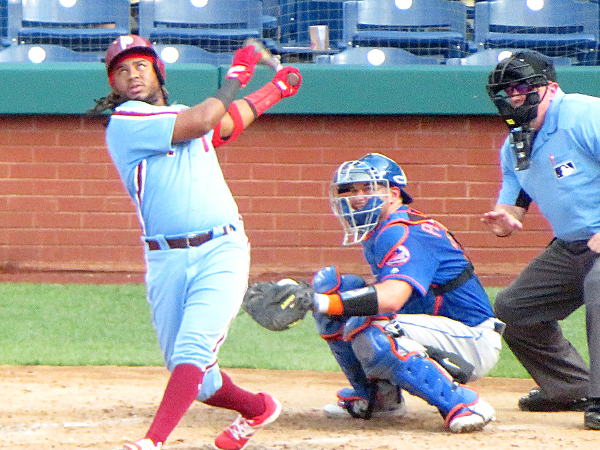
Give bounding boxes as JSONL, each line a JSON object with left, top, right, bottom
{"left": 495, "top": 238, "right": 600, "bottom": 400}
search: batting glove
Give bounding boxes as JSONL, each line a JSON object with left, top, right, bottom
{"left": 272, "top": 66, "right": 302, "bottom": 98}
{"left": 226, "top": 45, "right": 261, "bottom": 88}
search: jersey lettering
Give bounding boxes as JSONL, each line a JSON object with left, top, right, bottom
{"left": 420, "top": 222, "right": 442, "bottom": 238}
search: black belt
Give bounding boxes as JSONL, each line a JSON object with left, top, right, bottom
{"left": 146, "top": 226, "right": 231, "bottom": 251}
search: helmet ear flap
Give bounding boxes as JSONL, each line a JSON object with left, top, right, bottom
{"left": 153, "top": 58, "right": 166, "bottom": 85}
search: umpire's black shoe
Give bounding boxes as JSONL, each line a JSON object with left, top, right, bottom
{"left": 584, "top": 399, "right": 600, "bottom": 430}
{"left": 518, "top": 387, "right": 590, "bottom": 412}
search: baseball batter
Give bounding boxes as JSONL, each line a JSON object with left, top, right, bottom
{"left": 91, "top": 35, "right": 301, "bottom": 450}
{"left": 311, "top": 153, "right": 502, "bottom": 432}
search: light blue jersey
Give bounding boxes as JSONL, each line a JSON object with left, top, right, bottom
{"left": 105, "top": 100, "right": 250, "bottom": 401}
{"left": 498, "top": 89, "right": 600, "bottom": 241}
{"left": 106, "top": 100, "right": 240, "bottom": 238}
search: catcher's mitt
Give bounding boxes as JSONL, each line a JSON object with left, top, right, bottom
{"left": 242, "top": 279, "right": 315, "bottom": 331}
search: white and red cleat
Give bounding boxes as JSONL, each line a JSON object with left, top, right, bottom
{"left": 123, "top": 438, "right": 162, "bottom": 450}
{"left": 214, "top": 393, "right": 282, "bottom": 450}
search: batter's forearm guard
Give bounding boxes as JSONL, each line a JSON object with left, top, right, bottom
{"left": 212, "top": 102, "right": 245, "bottom": 148}
{"left": 243, "top": 82, "right": 282, "bottom": 119}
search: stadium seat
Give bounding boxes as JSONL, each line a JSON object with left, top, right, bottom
{"left": 7, "top": 0, "right": 130, "bottom": 54}
{"left": 1, "top": 0, "right": 9, "bottom": 47}
{"left": 0, "top": 44, "right": 102, "bottom": 62}
{"left": 341, "top": 0, "right": 468, "bottom": 59}
{"left": 153, "top": 44, "right": 233, "bottom": 65}
{"left": 138, "top": 0, "right": 264, "bottom": 53}
{"left": 315, "top": 46, "right": 440, "bottom": 64}
{"left": 474, "top": 0, "right": 599, "bottom": 65}
{"left": 445, "top": 48, "right": 572, "bottom": 66}
{"left": 297, "top": 0, "right": 344, "bottom": 45}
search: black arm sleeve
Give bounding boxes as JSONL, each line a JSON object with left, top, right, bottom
{"left": 515, "top": 189, "right": 532, "bottom": 210}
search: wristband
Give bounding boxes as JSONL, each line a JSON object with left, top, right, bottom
{"left": 212, "top": 78, "right": 240, "bottom": 109}
{"left": 316, "top": 286, "right": 380, "bottom": 316}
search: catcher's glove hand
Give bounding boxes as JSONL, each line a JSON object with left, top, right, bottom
{"left": 242, "top": 279, "right": 315, "bottom": 331}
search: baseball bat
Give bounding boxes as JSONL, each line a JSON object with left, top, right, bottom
{"left": 243, "top": 38, "right": 300, "bottom": 87}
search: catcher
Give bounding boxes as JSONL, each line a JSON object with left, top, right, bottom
{"left": 243, "top": 153, "right": 503, "bottom": 433}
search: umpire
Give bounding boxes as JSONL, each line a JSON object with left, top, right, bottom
{"left": 482, "top": 50, "right": 600, "bottom": 429}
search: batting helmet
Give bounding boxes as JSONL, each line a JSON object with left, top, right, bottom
{"left": 105, "top": 35, "right": 166, "bottom": 85}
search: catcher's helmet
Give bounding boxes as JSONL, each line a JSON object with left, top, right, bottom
{"left": 330, "top": 153, "right": 412, "bottom": 245}
{"left": 105, "top": 35, "right": 166, "bottom": 85}
{"left": 359, "top": 153, "right": 412, "bottom": 204}
{"left": 486, "top": 50, "right": 554, "bottom": 128}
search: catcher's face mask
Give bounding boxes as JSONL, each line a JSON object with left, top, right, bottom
{"left": 329, "top": 160, "right": 390, "bottom": 246}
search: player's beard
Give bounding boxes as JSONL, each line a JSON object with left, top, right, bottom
{"left": 141, "top": 89, "right": 165, "bottom": 106}
{"left": 131, "top": 84, "right": 165, "bottom": 106}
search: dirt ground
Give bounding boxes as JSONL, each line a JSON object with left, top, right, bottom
{"left": 0, "top": 366, "right": 597, "bottom": 450}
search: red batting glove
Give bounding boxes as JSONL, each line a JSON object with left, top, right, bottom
{"left": 226, "top": 45, "right": 261, "bottom": 88}
{"left": 271, "top": 66, "right": 302, "bottom": 98}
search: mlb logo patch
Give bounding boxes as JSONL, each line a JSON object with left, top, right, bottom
{"left": 554, "top": 161, "right": 576, "bottom": 178}
{"left": 387, "top": 245, "right": 410, "bottom": 266}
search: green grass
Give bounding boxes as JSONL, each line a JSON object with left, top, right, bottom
{"left": 0, "top": 283, "right": 589, "bottom": 378}
{"left": 0, "top": 283, "right": 162, "bottom": 366}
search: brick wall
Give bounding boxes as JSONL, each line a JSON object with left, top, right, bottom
{"left": 0, "top": 113, "right": 553, "bottom": 286}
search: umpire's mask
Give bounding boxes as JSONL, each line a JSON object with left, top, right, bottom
{"left": 486, "top": 51, "right": 555, "bottom": 170}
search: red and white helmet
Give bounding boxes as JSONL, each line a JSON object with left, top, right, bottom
{"left": 105, "top": 35, "right": 166, "bottom": 85}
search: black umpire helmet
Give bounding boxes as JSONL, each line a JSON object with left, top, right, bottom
{"left": 487, "top": 50, "right": 555, "bottom": 128}
{"left": 487, "top": 50, "right": 555, "bottom": 96}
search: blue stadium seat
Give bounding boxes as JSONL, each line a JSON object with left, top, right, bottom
{"left": 297, "top": 0, "right": 344, "bottom": 45}
{"left": 445, "top": 48, "right": 572, "bottom": 66}
{"left": 315, "top": 46, "right": 440, "bottom": 64}
{"left": 1, "top": 0, "right": 9, "bottom": 47}
{"left": 138, "top": 0, "right": 264, "bottom": 53}
{"left": 342, "top": 0, "right": 468, "bottom": 59}
{"left": 474, "top": 0, "right": 599, "bottom": 65}
{"left": 0, "top": 44, "right": 102, "bottom": 62}
{"left": 153, "top": 44, "right": 233, "bottom": 65}
{"left": 7, "top": 0, "right": 130, "bottom": 53}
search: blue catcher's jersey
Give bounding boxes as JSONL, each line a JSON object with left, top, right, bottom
{"left": 362, "top": 206, "right": 494, "bottom": 326}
